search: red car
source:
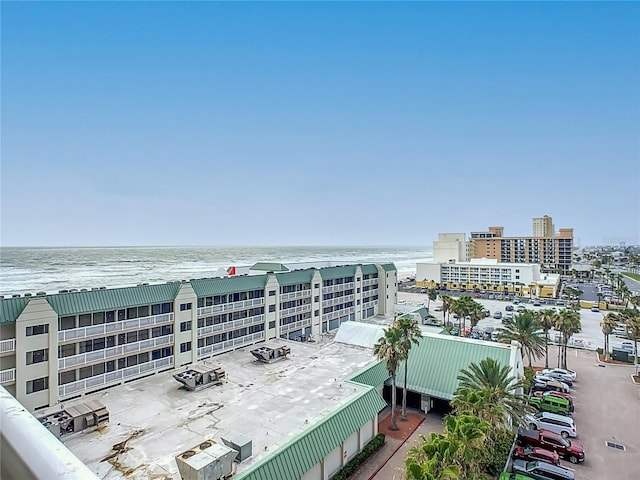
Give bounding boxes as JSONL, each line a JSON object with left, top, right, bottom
{"left": 513, "top": 446, "right": 561, "bottom": 466}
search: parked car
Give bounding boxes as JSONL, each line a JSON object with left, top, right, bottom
{"left": 513, "top": 446, "right": 561, "bottom": 466}
{"left": 532, "top": 300, "right": 541, "bottom": 307}
{"left": 591, "top": 305, "right": 600, "bottom": 312}
{"left": 482, "top": 309, "right": 491, "bottom": 317}
{"left": 493, "top": 311, "right": 503, "bottom": 320}
{"left": 512, "top": 460, "right": 574, "bottom": 480}
{"left": 434, "top": 305, "right": 443, "bottom": 312}
{"left": 506, "top": 305, "right": 515, "bottom": 312}
{"left": 532, "top": 391, "right": 574, "bottom": 413}
{"left": 533, "top": 376, "right": 571, "bottom": 392}
{"left": 541, "top": 368, "right": 577, "bottom": 381}
{"left": 529, "top": 394, "right": 571, "bottom": 416}
{"left": 488, "top": 294, "right": 495, "bottom": 300}
{"left": 525, "top": 412, "right": 576, "bottom": 438}
{"left": 513, "top": 298, "right": 521, "bottom": 304}
{"left": 517, "top": 428, "right": 585, "bottom": 464}
{"left": 537, "top": 372, "right": 573, "bottom": 387}
{"left": 517, "top": 305, "right": 526, "bottom": 312}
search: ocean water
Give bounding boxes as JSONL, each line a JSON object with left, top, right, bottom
{"left": 0, "top": 246, "right": 432, "bottom": 296}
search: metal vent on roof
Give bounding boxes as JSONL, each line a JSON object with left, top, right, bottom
{"left": 605, "top": 441, "right": 626, "bottom": 451}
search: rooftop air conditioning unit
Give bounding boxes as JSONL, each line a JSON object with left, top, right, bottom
{"left": 37, "top": 399, "right": 109, "bottom": 438}
{"left": 221, "top": 432, "right": 252, "bottom": 462}
{"left": 176, "top": 440, "right": 237, "bottom": 480}
{"left": 250, "top": 345, "right": 291, "bottom": 363}
{"left": 173, "top": 363, "right": 226, "bottom": 391}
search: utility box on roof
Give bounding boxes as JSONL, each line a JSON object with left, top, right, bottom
{"left": 221, "top": 432, "right": 252, "bottom": 462}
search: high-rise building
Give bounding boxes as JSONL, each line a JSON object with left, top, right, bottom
{"left": 469, "top": 216, "right": 573, "bottom": 275}
{"left": 432, "top": 233, "right": 468, "bottom": 263}
{"left": 533, "top": 215, "right": 554, "bottom": 237}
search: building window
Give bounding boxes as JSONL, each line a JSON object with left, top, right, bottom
{"left": 26, "top": 324, "right": 49, "bottom": 336}
{"left": 269, "top": 321, "right": 276, "bottom": 329}
{"left": 26, "top": 349, "right": 48, "bottom": 365}
{"left": 269, "top": 305, "right": 276, "bottom": 313}
{"left": 269, "top": 290, "right": 276, "bottom": 296}
{"left": 180, "top": 321, "right": 192, "bottom": 332}
{"left": 314, "top": 283, "right": 320, "bottom": 289}
{"left": 180, "top": 303, "right": 192, "bottom": 311}
{"left": 180, "top": 342, "right": 192, "bottom": 353}
{"left": 26, "top": 377, "right": 49, "bottom": 394}
{"left": 314, "top": 310, "right": 319, "bottom": 317}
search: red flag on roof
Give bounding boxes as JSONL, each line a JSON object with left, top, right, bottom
{"left": 227, "top": 266, "right": 236, "bottom": 276}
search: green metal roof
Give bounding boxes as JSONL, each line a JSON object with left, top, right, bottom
{"left": 0, "top": 296, "right": 30, "bottom": 324}
{"left": 46, "top": 283, "right": 182, "bottom": 317}
{"left": 360, "top": 264, "right": 378, "bottom": 275}
{"left": 275, "top": 269, "right": 314, "bottom": 287}
{"left": 235, "top": 387, "right": 386, "bottom": 480}
{"left": 191, "top": 275, "right": 268, "bottom": 297}
{"left": 319, "top": 265, "right": 356, "bottom": 281}
{"left": 250, "top": 262, "right": 289, "bottom": 272}
{"left": 381, "top": 263, "right": 397, "bottom": 272}
{"left": 395, "top": 334, "right": 513, "bottom": 400}
{"left": 349, "top": 360, "right": 390, "bottom": 387}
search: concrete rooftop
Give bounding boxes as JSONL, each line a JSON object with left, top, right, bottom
{"left": 62, "top": 336, "right": 378, "bottom": 480}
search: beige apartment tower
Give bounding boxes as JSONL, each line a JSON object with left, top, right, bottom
{"left": 533, "top": 215, "right": 554, "bottom": 237}
{"left": 469, "top": 216, "right": 573, "bottom": 275}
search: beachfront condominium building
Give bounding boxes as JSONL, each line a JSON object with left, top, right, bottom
{"left": 432, "top": 233, "right": 468, "bottom": 263}
{"left": 469, "top": 216, "right": 573, "bottom": 275}
{"left": 417, "top": 258, "right": 561, "bottom": 298}
{"left": 0, "top": 262, "right": 397, "bottom": 412}
{"left": 533, "top": 215, "right": 554, "bottom": 238}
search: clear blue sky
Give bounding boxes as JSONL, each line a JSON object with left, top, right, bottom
{"left": 2, "top": 2, "right": 638, "bottom": 247}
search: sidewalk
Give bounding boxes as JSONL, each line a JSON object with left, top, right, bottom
{"left": 351, "top": 408, "right": 442, "bottom": 480}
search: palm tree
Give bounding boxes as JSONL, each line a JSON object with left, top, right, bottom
{"left": 395, "top": 314, "right": 423, "bottom": 421}
{"left": 497, "top": 310, "right": 545, "bottom": 367}
{"left": 555, "top": 309, "right": 582, "bottom": 369}
{"left": 451, "top": 296, "right": 481, "bottom": 335}
{"left": 620, "top": 308, "right": 640, "bottom": 376}
{"left": 440, "top": 294, "right": 452, "bottom": 325}
{"left": 536, "top": 309, "right": 557, "bottom": 368}
{"left": 456, "top": 358, "right": 531, "bottom": 428}
{"left": 444, "top": 414, "right": 491, "bottom": 479}
{"left": 601, "top": 312, "right": 619, "bottom": 361}
{"left": 450, "top": 387, "right": 504, "bottom": 428}
{"left": 406, "top": 433, "right": 461, "bottom": 480}
{"left": 427, "top": 287, "right": 438, "bottom": 311}
{"left": 374, "top": 326, "right": 403, "bottom": 431}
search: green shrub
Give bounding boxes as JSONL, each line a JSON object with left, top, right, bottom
{"left": 597, "top": 347, "right": 603, "bottom": 355}
{"left": 330, "top": 433, "right": 385, "bottom": 480}
{"left": 480, "top": 428, "right": 515, "bottom": 476}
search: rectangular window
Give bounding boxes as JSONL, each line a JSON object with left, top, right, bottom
{"left": 26, "top": 324, "right": 49, "bottom": 336}
{"left": 26, "top": 377, "right": 49, "bottom": 394}
{"left": 269, "top": 305, "right": 276, "bottom": 313}
{"left": 78, "top": 314, "right": 92, "bottom": 327}
{"left": 268, "top": 321, "right": 276, "bottom": 329}
{"left": 269, "top": 290, "right": 276, "bottom": 296}
{"left": 59, "top": 316, "right": 75, "bottom": 330}
{"left": 180, "top": 321, "right": 192, "bottom": 332}
{"left": 26, "top": 349, "right": 48, "bottom": 365}
{"left": 180, "top": 342, "right": 192, "bottom": 353}
{"left": 180, "top": 303, "right": 192, "bottom": 311}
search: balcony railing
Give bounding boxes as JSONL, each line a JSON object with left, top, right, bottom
{"left": 197, "top": 298, "right": 264, "bottom": 317}
{"left": 280, "top": 318, "right": 312, "bottom": 334}
{"left": 58, "top": 335, "right": 174, "bottom": 370}
{"left": 197, "top": 315, "right": 265, "bottom": 337}
{"left": 322, "top": 282, "right": 355, "bottom": 294}
{"left": 0, "top": 368, "right": 16, "bottom": 385}
{"left": 58, "top": 356, "right": 173, "bottom": 399}
{"left": 0, "top": 338, "right": 16, "bottom": 355}
{"left": 58, "top": 313, "right": 174, "bottom": 343}
{"left": 280, "top": 290, "right": 311, "bottom": 301}
{"left": 322, "top": 306, "right": 355, "bottom": 322}
{"left": 279, "top": 304, "right": 311, "bottom": 317}
{"left": 197, "top": 332, "right": 264, "bottom": 359}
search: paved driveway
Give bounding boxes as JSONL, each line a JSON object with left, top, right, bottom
{"left": 535, "top": 346, "right": 639, "bottom": 480}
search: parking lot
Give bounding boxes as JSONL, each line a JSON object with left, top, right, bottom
{"left": 533, "top": 346, "right": 639, "bottom": 480}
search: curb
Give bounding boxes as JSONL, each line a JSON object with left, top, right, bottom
{"left": 594, "top": 350, "right": 637, "bottom": 368}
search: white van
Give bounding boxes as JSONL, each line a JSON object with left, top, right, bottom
{"left": 525, "top": 412, "right": 577, "bottom": 438}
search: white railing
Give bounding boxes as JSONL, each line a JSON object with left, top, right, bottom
{"left": 0, "top": 338, "right": 16, "bottom": 354}
{"left": 325, "top": 294, "right": 355, "bottom": 307}
{"left": 322, "top": 307, "right": 355, "bottom": 322}
{"left": 58, "top": 313, "right": 173, "bottom": 343}
{"left": 58, "top": 335, "right": 174, "bottom": 370}
{"left": 197, "top": 315, "right": 265, "bottom": 337}
{"left": 279, "top": 304, "right": 312, "bottom": 317}
{"left": 0, "top": 368, "right": 16, "bottom": 384}
{"left": 197, "top": 298, "right": 264, "bottom": 317}
{"left": 280, "top": 290, "right": 312, "bottom": 301}
{"left": 363, "top": 278, "right": 378, "bottom": 287}
{"left": 58, "top": 356, "right": 173, "bottom": 399}
{"left": 197, "top": 332, "right": 264, "bottom": 359}
{"left": 280, "top": 318, "right": 312, "bottom": 334}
